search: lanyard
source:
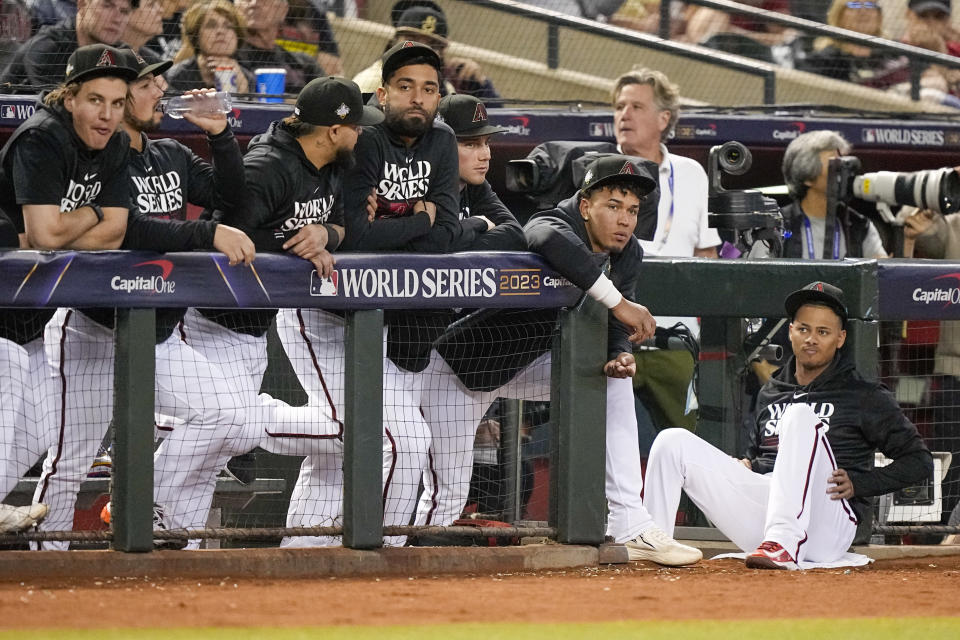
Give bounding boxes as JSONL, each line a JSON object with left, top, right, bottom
{"left": 803, "top": 215, "right": 840, "bottom": 260}
{"left": 656, "top": 159, "right": 675, "bottom": 250}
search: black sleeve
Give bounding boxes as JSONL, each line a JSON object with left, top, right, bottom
{"left": 457, "top": 181, "right": 526, "bottom": 251}
{"left": 524, "top": 214, "right": 603, "bottom": 291}
{"left": 122, "top": 211, "right": 218, "bottom": 251}
{"left": 341, "top": 131, "right": 432, "bottom": 250}
{"left": 220, "top": 154, "right": 290, "bottom": 252}
{"left": 406, "top": 131, "right": 461, "bottom": 253}
{"left": 0, "top": 211, "right": 17, "bottom": 247}
{"left": 11, "top": 130, "right": 68, "bottom": 205}
{"left": 22, "top": 39, "right": 62, "bottom": 87}
{"left": 846, "top": 386, "right": 934, "bottom": 498}
{"left": 315, "top": 11, "right": 340, "bottom": 56}
{"left": 98, "top": 139, "right": 132, "bottom": 209}
{"left": 606, "top": 246, "right": 641, "bottom": 359}
{"left": 181, "top": 128, "right": 246, "bottom": 213}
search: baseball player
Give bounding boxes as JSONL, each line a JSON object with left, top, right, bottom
{"left": 176, "top": 76, "right": 382, "bottom": 546}
{"left": 0, "top": 209, "right": 50, "bottom": 534}
{"left": 643, "top": 282, "right": 933, "bottom": 569}
{"left": 117, "top": 49, "right": 258, "bottom": 540}
{"left": 0, "top": 44, "right": 254, "bottom": 549}
{"left": 425, "top": 155, "right": 703, "bottom": 565}
{"left": 278, "top": 41, "right": 461, "bottom": 546}
{"left": 415, "top": 93, "right": 524, "bottom": 527}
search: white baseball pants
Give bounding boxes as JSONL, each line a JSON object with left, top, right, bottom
{"left": 644, "top": 403, "right": 859, "bottom": 562}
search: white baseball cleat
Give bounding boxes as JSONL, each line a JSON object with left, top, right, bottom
{"left": 625, "top": 526, "right": 703, "bottom": 566}
{"left": 0, "top": 503, "right": 49, "bottom": 533}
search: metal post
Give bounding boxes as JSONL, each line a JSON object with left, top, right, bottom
{"left": 551, "top": 297, "right": 607, "bottom": 545}
{"left": 342, "top": 308, "right": 384, "bottom": 549}
{"left": 847, "top": 319, "right": 879, "bottom": 382}
{"left": 112, "top": 308, "right": 155, "bottom": 553}
{"left": 659, "top": 0, "right": 671, "bottom": 39}
{"left": 547, "top": 23, "right": 559, "bottom": 69}
{"left": 696, "top": 317, "right": 742, "bottom": 454}
{"left": 500, "top": 399, "right": 521, "bottom": 522}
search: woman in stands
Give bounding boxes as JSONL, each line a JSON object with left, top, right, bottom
{"left": 165, "top": 0, "right": 254, "bottom": 93}
{"left": 800, "top": 0, "right": 909, "bottom": 89}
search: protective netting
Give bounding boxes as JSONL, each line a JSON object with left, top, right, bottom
{"left": 0, "top": 0, "right": 955, "bottom": 110}
{"left": 0, "top": 305, "right": 560, "bottom": 549}
{"left": 877, "top": 319, "right": 960, "bottom": 539}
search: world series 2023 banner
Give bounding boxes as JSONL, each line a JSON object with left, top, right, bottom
{"left": 0, "top": 250, "right": 583, "bottom": 310}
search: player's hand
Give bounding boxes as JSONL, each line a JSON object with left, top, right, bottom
{"left": 366, "top": 189, "right": 378, "bottom": 223}
{"left": 474, "top": 215, "right": 495, "bottom": 231}
{"left": 309, "top": 248, "right": 336, "bottom": 278}
{"left": 414, "top": 200, "right": 436, "bottom": 226}
{"left": 283, "top": 224, "right": 329, "bottom": 260}
{"left": 737, "top": 457, "right": 752, "bottom": 470}
{"left": 611, "top": 299, "right": 656, "bottom": 343}
{"left": 751, "top": 359, "right": 779, "bottom": 385}
{"left": 180, "top": 89, "right": 228, "bottom": 136}
{"left": 603, "top": 352, "right": 636, "bottom": 378}
{"left": 827, "top": 468, "right": 855, "bottom": 500}
{"left": 213, "top": 224, "right": 255, "bottom": 266}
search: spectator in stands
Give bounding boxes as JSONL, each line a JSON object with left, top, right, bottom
{"left": 607, "top": 0, "right": 688, "bottom": 38}
{"left": 904, "top": 206, "right": 960, "bottom": 528}
{"left": 889, "top": 21, "right": 960, "bottom": 108}
{"left": 0, "top": 0, "right": 31, "bottom": 69}
{"left": 167, "top": 0, "right": 254, "bottom": 93}
{"left": 143, "top": 0, "right": 191, "bottom": 60}
{"left": 353, "top": 1, "right": 500, "bottom": 102}
{"left": 24, "top": 0, "right": 74, "bottom": 32}
{"left": 0, "top": 0, "right": 153, "bottom": 91}
{"left": 122, "top": 0, "right": 162, "bottom": 56}
{"left": 612, "top": 68, "right": 720, "bottom": 436}
{"left": 279, "top": 0, "right": 342, "bottom": 76}
{"left": 903, "top": 0, "right": 960, "bottom": 56}
{"left": 234, "top": 0, "right": 322, "bottom": 94}
{"left": 682, "top": 0, "right": 796, "bottom": 64}
{"left": 800, "top": 0, "right": 909, "bottom": 89}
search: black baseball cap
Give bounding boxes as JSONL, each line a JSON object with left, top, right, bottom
{"left": 580, "top": 154, "right": 657, "bottom": 196}
{"left": 294, "top": 76, "right": 385, "bottom": 126}
{"left": 120, "top": 48, "right": 173, "bottom": 80}
{"left": 784, "top": 281, "right": 848, "bottom": 325}
{"left": 910, "top": 0, "right": 949, "bottom": 14}
{"left": 64, "top": 44, "right": 139, "bottom": 85}
{"left": 381, "top": 40, "right": 442, "bottom": 84}
{"left": 438, "top": 94, "right": 505, "bottom": 137}
{"left": 394, "top": 4, "right": 449, "bottom": 43}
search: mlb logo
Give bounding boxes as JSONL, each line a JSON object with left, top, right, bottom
{"left": 590, "top": 122, "right": 606, "bottom": 137}
{"left": 309, "top": 270, "right": 338, "bottom": 296}
{"left": 1, "top": 105, "right": 15, "bottom": 119}
{"left": 862, "top": 129, "right": 876, "bottom": 143}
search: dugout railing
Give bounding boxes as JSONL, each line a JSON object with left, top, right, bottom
{"left": 2, "top": 251, "right": 958, "bottom": 551}
{"left": 0, "top": 250, "right": 611, "bottom": 551}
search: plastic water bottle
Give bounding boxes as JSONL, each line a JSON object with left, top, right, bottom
{"left": 164, "top": 91, "right": 233, "bottom": 119}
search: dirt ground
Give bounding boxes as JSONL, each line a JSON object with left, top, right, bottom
{"left": 1, "top": 555, "right": 958, "bottom": 629}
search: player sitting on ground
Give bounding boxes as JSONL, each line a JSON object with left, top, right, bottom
{"left": 643, "top": 282, "right": 933, "bottom": 569}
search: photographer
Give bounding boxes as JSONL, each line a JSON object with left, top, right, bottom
{"left": 773, "top": 130, "right": 886, "bottom": 260}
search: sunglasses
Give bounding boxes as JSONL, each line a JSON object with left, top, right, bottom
{"left": 845, "top": 1, "right": 878, "bottom": 8}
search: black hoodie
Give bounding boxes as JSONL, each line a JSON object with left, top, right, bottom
{"left": 746, "top": 350, "right": 933, "bottom": 522}
{"left": 201, "top": 119, "right": 345, "bottom": 337}
{"left": 525, "top": 194, "right": 643, "bottom": 360}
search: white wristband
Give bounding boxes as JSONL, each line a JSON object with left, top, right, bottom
{"left": 586, "top": 273, "right": 623, "bottom": 309}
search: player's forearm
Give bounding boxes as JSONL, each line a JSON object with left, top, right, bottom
{"left": 24, "top": 205, "right": 100, "bottom": 249}
{"left": 207, "top": 127, "right": 246, "bottom": 212}
{"left": 343, "top": 212, "right": 431, "bottom": 251}
{"left": 848, "top": 449, "right": 934, "bottom": 498}
{"left": 63, "top": 208, "right": 128, "bottom": 250}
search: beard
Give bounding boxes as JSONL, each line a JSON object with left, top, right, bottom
{"left": 124, "top": 104, "right": 162, "bottom": 133}
{"left": 334, "top": 145, "right": 356, "bottom": 170}
{"left": 383, "top": 102, "right": 434, "bottom": 139}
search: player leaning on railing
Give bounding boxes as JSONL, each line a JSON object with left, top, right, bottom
{"left": 0, "top": 44, "right": 252, "bottom": 547}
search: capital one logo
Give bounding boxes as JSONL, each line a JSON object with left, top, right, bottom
{"left": 110, "top": 259, "right": 177, "bottom": 294}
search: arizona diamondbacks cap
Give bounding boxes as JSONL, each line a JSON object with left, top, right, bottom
{"left": 784, "top": 281, "right": 849, "bottom": 325}
{"left": 64, "top": 44, "right": 139, "bottom": 85}
{"left": 294, "top": 76, "right": 385, "bottom": 127}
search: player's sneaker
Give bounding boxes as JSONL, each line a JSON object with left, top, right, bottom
{"left": 0, "top": 503, "right": 48, "bottom": 533}
{"left": 745, "top": 541, "right": 800, "bottom": 570}
{"left": 625, "top": 526, "right": 703, "bottom": 566}
{"left": 87, "top": 445, "right": 112, "bottom": 478}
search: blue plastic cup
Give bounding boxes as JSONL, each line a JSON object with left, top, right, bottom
{"left": 255, "top": 68, "right": 287, "bottom": 103}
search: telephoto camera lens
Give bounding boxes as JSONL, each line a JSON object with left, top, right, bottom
{"left": 853, "top": 168, "right": 960, "bottom": 215}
